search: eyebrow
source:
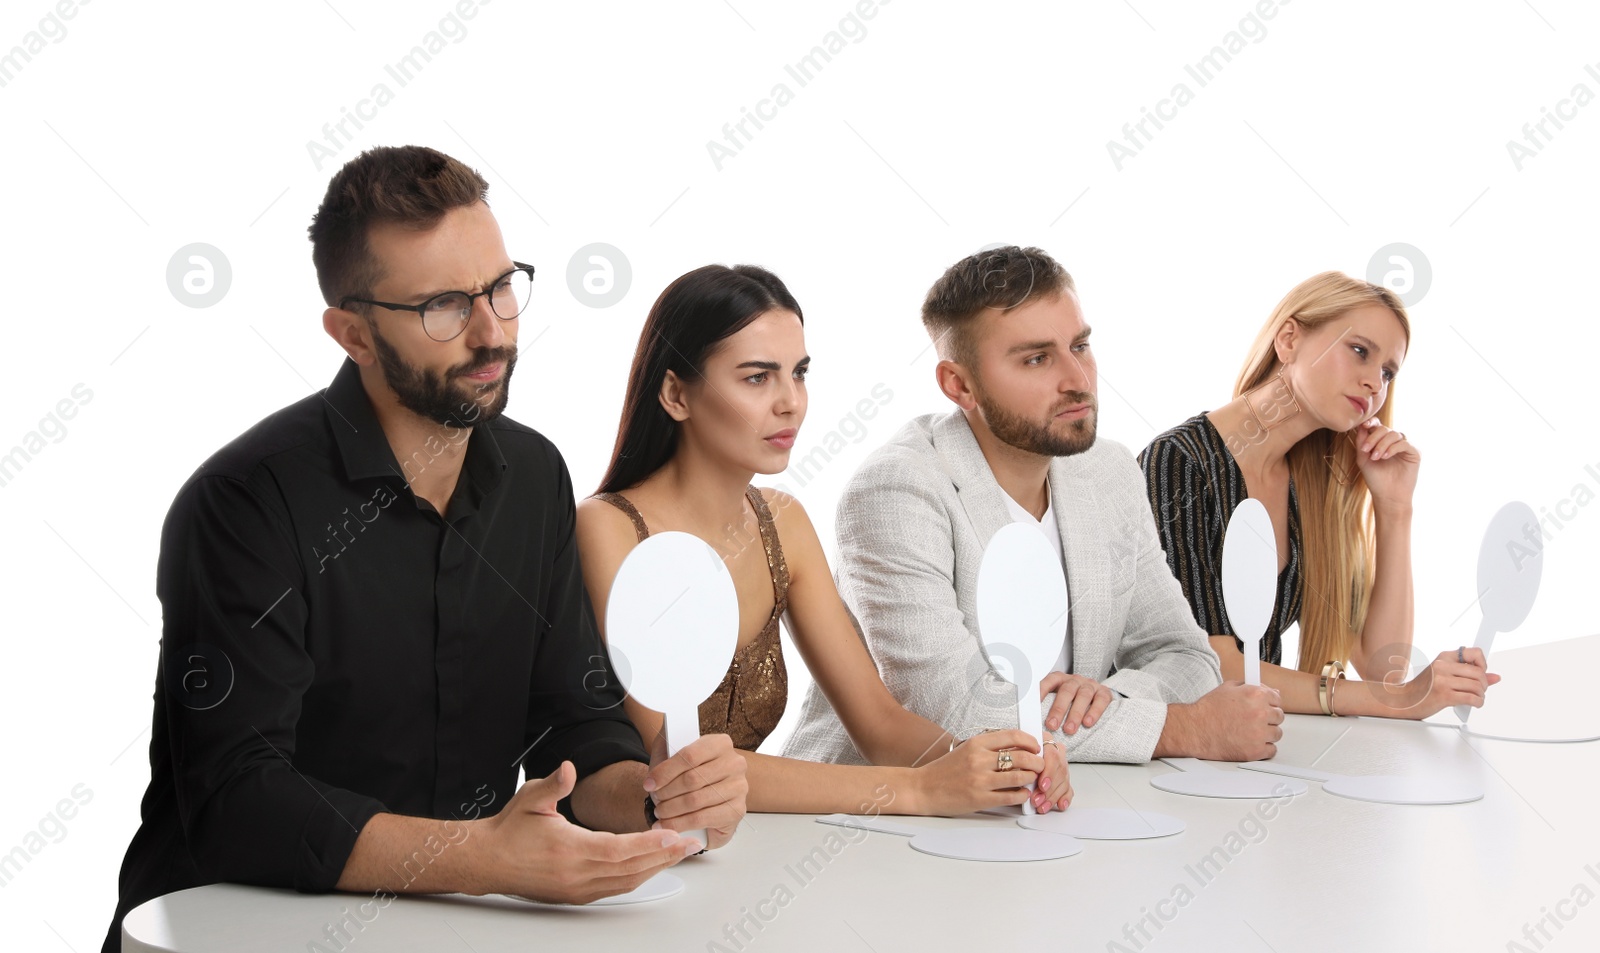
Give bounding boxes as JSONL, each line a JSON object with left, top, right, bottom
{"left": 1351, "top": 334, "right": 1401, "bottom": 372}
{"left": 1004, "top": 326, "right": 1092, "bottom": 355}
{"left": 399, "top": 262, "right": 517, "bottom": 303}
{"left": 734, "top": 356, "right": 811, "bottom": 371}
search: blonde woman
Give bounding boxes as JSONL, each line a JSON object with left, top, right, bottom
{"left": 1138, "top": 271, "right": 1497, "bottom": 718}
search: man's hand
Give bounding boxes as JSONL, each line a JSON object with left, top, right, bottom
{"left": 1157, "top": 681, "right": 1284, "bottom": 761}
{"left": 1040, "top": 672, "right": 1113, "bottom": 735}
{"left": 477, "top": 762, "right": 698, "bottom": 904}
{"left": 645, "top": 733, "right": 748, "bottom": 850}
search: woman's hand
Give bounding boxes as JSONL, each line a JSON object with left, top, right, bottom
{"left": 1350, "top": 417, "right": 1420, "bottom": 510}
{"left": 1031, "top": 739, "right": 1073, "bottom": 813}
{"left": 1041, "top": 672, "right": 1113, "bottom": 734}
{"left": 1361, "top": 646, "right": 1500, "bottom": 719}
{"left": 913, "top": 729, "right": 1041, "bottom": 816}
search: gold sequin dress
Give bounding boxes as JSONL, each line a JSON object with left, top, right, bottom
{"left": 592, "top": 486, "right": 790, "bottom": 751}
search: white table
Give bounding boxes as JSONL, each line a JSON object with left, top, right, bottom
{"left": 125, "top": 635, "right": 1600, "bottom": 953}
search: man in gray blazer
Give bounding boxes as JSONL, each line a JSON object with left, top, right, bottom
{"left": 785, "top": 246, "right": 1282, "bottom": 766}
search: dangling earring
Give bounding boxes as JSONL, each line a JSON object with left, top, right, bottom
{"left": 1244, "top": 367, "right": 1303, "bottom": 433}
{"left": 1324, "top": 430, "right": 1360, "bottom": 486}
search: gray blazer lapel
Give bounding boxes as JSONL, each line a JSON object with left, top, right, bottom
{"left": 1050, "top": 455, "right": 1113, "bottom": 679}
{"left": 931, "top": 412, "right": 1013, "bottom": 553}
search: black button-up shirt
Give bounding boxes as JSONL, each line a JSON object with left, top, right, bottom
{"left": 104, "top": 358, "right": 644, "bottom": 952}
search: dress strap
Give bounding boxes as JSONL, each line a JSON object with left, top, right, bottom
{"left": 593, "top": 492, "right": 650, "bottom": 543}
{"left": 743, "top": 486, "right": 790, "bottom": 611}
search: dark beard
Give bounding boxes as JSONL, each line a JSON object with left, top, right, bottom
{"left": 977, "top": 388, "right": 1097, "bottom": 457}
{"left": 370, "top": 328, "right": 517, "bottom": 428}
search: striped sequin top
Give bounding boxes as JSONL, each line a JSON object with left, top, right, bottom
{"left": 1137, "top": 413, "right": 1303, "bottom": 665}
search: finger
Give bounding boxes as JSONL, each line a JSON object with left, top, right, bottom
{"left": 1083, "top": 688, "right": 1112, "bottom": 728}
{"left": 647, "top": 734, "right": 729, "bottom": 790}
{"left": 660, "top": 801, "right": 746, "bottom": 835}
{"left": 653, "top": 775, "right": 746, "bottom": 822}
{"left": 586, "top": 827, "right": 698, "bottom": 867}
{"left": 512, "top": 761, "right": 577, "bottom": 815}
{"left": 1043, "top": 766, "right": 1071, "bottom": 805}
{"left": 975, "top": 729, "right": 1042, "bottom": 754}
{"left": 1487, "top": 673, "right": 1502, "bottom": 686}
{"left": 1045, "top": 683, "right": 1078, "bottom": 732}
{"left": 650, "top": 753, "right": 747, "bottom": 803}
{"left": 1003, "top": 750, "right": 1045, "bottom": 776}
{"left": 1063, "top": 689, "right": 1095, "bottom": 734}
{"left": 1056, "top": 784, "right": 1073, "bottom": 811}
{"left": 1037, "top": 671, "right": 1070, "bottom": 700}
{"left": 559, "top": 853, "right": 688, "bottom": 904}
{"left": 1365, "top": 430, "right": 1399, "bottom": 458}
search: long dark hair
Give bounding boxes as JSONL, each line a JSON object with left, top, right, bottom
{"left": 597, "top": 264, "right": 803, "bottom": 495}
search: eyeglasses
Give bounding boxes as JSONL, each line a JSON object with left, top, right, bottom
{"left": 342, "top": 262, "right": 535, "bottom": 342}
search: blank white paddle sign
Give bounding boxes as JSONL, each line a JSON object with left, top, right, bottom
{"left": 1221, "top": 498, "right": 1277, "bottom": 686}
{"left": 976, "top": 522, "right": 1069, "bottom": 815}
{"left": 1456, "top": 501, "right": 1542, "bottom": 723}
{"left": 605, "top": 531, "right": 740, "bottom": 848}
{"left": 1150, "top": 758, "right": 1308, "bottom": 799}
{"left": 1239, "top": 761, "right": 1482, "bottom": 806}
{"left": 815, "top": 815, "right": 1082, "bottom": 862}
{"left": 1017, "top": 807, "right": 1185, "bottom": 840}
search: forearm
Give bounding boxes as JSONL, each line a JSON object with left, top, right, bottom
{"left": 335, "top": 813, "right": 484, "bottom": 895}
{"left": 1211, "top": 635, "right": 1323, "bottom": 714}
{"left": 851, "top": 702, "right": 954, "bottom": 769}
{"left": 570, "top": 759, "right": 651, "bottom": 833}
{"left": 1210, "top": 634, "right": 1409, "bottom": 718}
{"left": 742, "top": 750, "right": 917, "bottom": 814}
{"left": 1355, "top": 503, "right": 1415, "bottom": 679}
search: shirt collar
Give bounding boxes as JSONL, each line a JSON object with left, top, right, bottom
{"left": 323, "top": 357, "right": 509, "bottom": 503}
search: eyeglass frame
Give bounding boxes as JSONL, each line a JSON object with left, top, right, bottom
{"left": 339, "top": 261, "right": 536, "bottom": 342}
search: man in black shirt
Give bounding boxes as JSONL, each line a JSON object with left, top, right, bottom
{"left": 102, "top": 146, "right": 747, "bottom": 952}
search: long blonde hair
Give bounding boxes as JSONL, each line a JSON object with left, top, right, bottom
{"left": 1234, "top": 271, "right": 1411, "bottom": 673}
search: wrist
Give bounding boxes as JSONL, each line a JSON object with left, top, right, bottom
{"left": 896, "top": 767, "right": 927, "bottom": 816}
{"left": 443, "top": 816, "right": 496, "bottom": 896}
{"left": 1373, "top": 500, "right": 1414, "bottom": 522}
{"left": 1154, "top": 702, "right": 1193, "bottom": 758}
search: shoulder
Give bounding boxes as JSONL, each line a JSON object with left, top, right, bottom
{"left": 171, "top": 391, "right": 329, "bottom": 525}
{"left": 1138, "top": 413, "right": 1217, "bottom": 472}
{"left": 754, "top": 485, "right": 813, "bottom": 544}
{"left": 486, "top": 414, "right": 570, "bottom": 479}
{"left": 845, "top": 413, "right": 948, "bottom": 494}
{"left": 195, "top": 391, "right": 328, "bottom": 485}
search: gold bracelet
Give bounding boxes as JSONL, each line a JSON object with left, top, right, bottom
{"left": 1319, "top": 661, "right": 1346, "bottom": 716}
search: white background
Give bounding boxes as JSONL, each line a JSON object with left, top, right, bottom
{"left": 1, "top": 1, "right": 1596, "bottom": 948}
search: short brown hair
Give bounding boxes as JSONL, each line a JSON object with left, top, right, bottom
{"left": 921, "top": 245, "right": 1075, "bottom": 366}
{"left": 307, "top": 145, "right": 490, "bottom": 308}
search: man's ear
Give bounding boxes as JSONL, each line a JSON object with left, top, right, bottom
{"left": 324, "top": 307, "right": 376, "bottom": 366}
{"left": 659, "top": 369, "right": 692, "bottom": 422}
{"left": 935, "top": 359, "right": 979, "bottom": 412}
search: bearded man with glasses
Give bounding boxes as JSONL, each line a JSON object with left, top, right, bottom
{"left": 101, "top": 145, "right": 746, "bottom": 953}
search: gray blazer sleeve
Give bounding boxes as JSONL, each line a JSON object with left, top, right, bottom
{"left": 830, "top": 452, "right": 1012, "bottom": 744}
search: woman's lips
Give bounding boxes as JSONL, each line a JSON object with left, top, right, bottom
{"left": 765, "top": 429, "right": 796, "bottom": 450}
{"left": 1347, "top": 396, "right": 1367, "bottom": 415}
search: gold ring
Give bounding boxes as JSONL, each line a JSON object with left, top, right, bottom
{"left": 996, "top": 751, "right": 1015, "bottom": 772}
